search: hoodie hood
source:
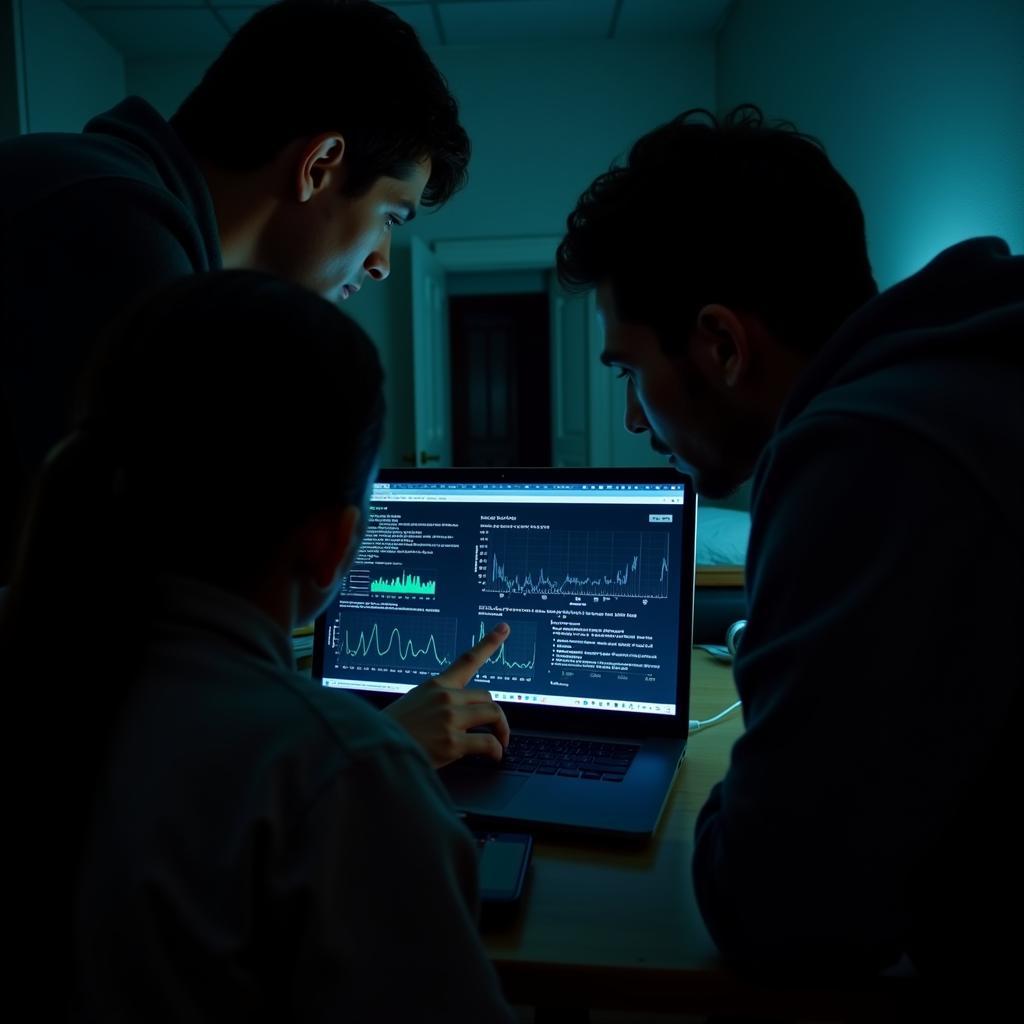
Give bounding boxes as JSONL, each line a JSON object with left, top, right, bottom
{"left": 772, "top": 236, "right": 1023, "bottom": 517}
{"left": 81, "top": 97, "right": 221, "bottom": 268}
{"left": 782, "top": 237, "right": 1022, "bottom": 425}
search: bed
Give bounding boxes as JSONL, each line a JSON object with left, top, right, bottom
{"left": 694, "top": 506, "right": 750, "bottom": 644}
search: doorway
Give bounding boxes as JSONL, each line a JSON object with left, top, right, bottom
{"left": 448, "top": 291, "right": 552, "bottom": 466}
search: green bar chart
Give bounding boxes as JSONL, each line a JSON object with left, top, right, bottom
{"left": 369, "top": 571, "right": 437, "bottom": 596}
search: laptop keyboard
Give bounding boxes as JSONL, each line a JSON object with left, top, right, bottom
{"left": 498, "top": 734, "right": 639, "bottom": 782}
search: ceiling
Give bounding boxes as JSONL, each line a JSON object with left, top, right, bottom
{"left": 62, "top": 0, "right": 734, "bottom": 60}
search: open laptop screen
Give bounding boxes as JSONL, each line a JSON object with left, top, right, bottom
{"left": 317, "top": 471, "right": 691, "bottom": 718}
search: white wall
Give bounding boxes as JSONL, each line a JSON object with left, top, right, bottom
{"left": 414, "top": 38, "right": 715, "bottom": 244}
{"left": 126, "top": 56, "right": 206, "bottom": 120}
{"left": 365, "top": 36, "right": 716, "bottom": 468}
{"left": 717, "top": 0, "right": 1024, "bottom": 289}
{"left": 17, "top": 0, "right": 124, "bottom": 133}
{"left": 1, "top": 0, "right": 22, "bottom": 139}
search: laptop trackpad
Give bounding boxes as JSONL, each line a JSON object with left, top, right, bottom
{"left": 443, "top": 770, "right": 530, "bottom": 810}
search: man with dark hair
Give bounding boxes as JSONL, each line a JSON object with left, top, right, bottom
{"left": 0, "top": 0, "right": 469, "bottom": 581}
{"left": 558, "top": 106, "right": 1022, "bottom": 993}
{"left": 0, "top": 0, "right": 506, "bottom": 773}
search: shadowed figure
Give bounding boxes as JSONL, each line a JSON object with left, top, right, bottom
{"left": 1, "top": 270, "right": 514, "bottom": 1021}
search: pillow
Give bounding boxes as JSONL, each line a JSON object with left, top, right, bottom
{"left": 696, "top": 507, "right": 751, "bottom": 566}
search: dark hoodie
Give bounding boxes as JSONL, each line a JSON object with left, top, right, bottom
{"left": 693, "top": 238, "right": 1023, "bottom": 990}
{"left": 0, "top": 98, "right": 221, "bottom": 578}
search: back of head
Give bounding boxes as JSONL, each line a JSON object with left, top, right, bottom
{"left": 76, "top": 269, "right": 384, "bottom": 588}
{"left": 2, "top": 270, "right": 386, "bottom": 643}
{"left": 557, "top": 105, "right": 878, "bottom": 356}
{"left": 4, "top": 264, "right": 385, "bottom": 679}
{"left": 171, "top": 0, "right": 469, "bottom": 207}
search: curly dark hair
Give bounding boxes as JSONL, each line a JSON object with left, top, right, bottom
{"left": 172, "top": 0, "right": 469, "bottom": 207}
{"left": 557, "top": 105, "right": 877, "bottom": 355}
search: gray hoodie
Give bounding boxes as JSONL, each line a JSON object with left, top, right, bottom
{"left": 693, "top": 237, "right": 1023, "bottom": 989}
{"left": 0, "top": 98, "right": 221, "bottom": 577}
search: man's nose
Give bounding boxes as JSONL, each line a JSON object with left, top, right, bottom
{"left": 365, "top": 232, "right": 392, "bottom": 282}
{"left": 624, "top": 380, "right": 649, "bottom": 434}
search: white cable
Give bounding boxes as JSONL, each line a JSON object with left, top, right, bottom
{"left": 689, "top": 622, "right": 746, "bottom": 732}
{"left": 688, "top": 700, "right": 742, "bottom": 734}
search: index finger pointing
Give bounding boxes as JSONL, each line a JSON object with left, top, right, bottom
{"left": 434, "top": 623, "right": 510, "bottom": 689}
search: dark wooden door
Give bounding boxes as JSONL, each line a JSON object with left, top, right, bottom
{"left": 449, "top": 292, "right": 552, "bottom": 466}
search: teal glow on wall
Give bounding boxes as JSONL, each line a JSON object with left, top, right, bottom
{"left": 717, "top": 0, "right": 1024, "bottom": 288}
{"left": 19, "top": 0, "right": 124, "bottom": 133}
{"left": 892, "top": 145, "right": 1023, "bottom": 281}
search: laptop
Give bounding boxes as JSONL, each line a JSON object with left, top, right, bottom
{"left": 312, "top": 467, "right": 696, "bottom": 840}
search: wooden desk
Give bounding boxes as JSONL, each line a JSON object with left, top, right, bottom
{"left": 482, "top": 651, "right": 922, "bottom": 1019}
{"left": 482, "top": 650, "right": 740, "bottom": 1012}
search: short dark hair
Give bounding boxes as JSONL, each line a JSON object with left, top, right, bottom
{"left": 79, "top": 270, "right": 385, "bottom": 583}
{"left": 171, "top": 0, "right": 470, "bottom": 208}
{"left": 557, "top": 105, "right": 878, "bottom": 355}
{"left": 3, "top": 269, "right": 384, "bottom": 632}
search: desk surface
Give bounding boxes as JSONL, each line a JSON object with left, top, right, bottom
{"left": 482, "top": 650, "right": 744, "bottom": 1010}
{"left": 481, "top": 652, "right": 922, "bottom": 1018}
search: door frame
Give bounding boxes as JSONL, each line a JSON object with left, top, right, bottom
{"left": 432, "top": 236, "right": 562, "bottom": 273}
{"left": 429, "top": 236, "right": 607, "bottom": 465}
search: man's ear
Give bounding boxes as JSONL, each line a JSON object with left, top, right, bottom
{"left": 300, "top": 504, "right": 361, "bottom": 589}
{"left": 295, "top": 133, "right": 346, "bottom": 203}
{"left": 691, "top": 304, "right": 750, "bottom": 389}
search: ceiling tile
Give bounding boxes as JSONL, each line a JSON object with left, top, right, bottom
{"left": 83, "top": 9, "right": 231, "bottom": 59}
{"left": 67, "top": 1, "right": 208, "bottom": 8}
{"left": 66, "top": 0, "right": 731, "bottom": 59}
{"left": 615, "top": 0, "right": 732, "bottom": 38}
{"left": 439, "top": 0, "right": 616, "bottom": 46}
{"left": 214, "top": 3, "right": 442, "bottom": 47}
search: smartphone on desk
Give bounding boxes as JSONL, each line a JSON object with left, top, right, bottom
{"left": 472, "top": 830, "right": 532, "bottom": 907}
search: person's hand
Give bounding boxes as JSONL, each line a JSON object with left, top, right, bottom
{"left": 382, "top": 623, "right": 512, "bottom": 769}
